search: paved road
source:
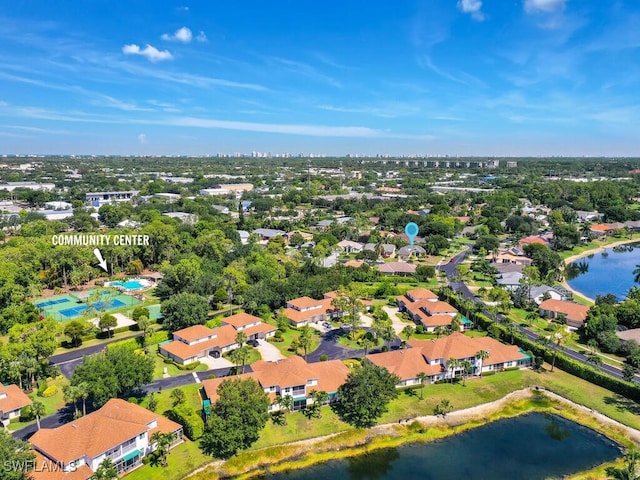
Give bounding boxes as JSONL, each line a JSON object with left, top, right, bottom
{"left": 438, "top": 247, "right": 633, "bottom": 383}
{"left": 13, "top": 364, "right": 238, "bottom": 441}
{"left": 306, "top": 327, "right": 401, "bottom": 363}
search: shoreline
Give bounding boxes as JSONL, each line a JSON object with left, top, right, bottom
{"left": 562, "top": 237, "right": 640, "bottom": 303}
{"left": 186, "top": 387, "right": 640, "bottom": 480}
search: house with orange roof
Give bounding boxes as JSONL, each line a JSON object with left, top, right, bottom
{"left": 367, "top": 348, "right": 442, "bottom": 387}
{"left": 29, "top": 399, "right": 182, "bottom": 479}
{"left": 408, "top": 332, "right": 531, "bottom": 378}
{"left": 539, "top": 299, "right": 590, "bottom": 328}
{"left": 159, "top": 313, "right": 276, "bottom": 364}
{"left": 378, "top": 262, "right": 416, "bottom": 275}
{"left": 396, "top": 289, "right": 463, "bottom": 332}
{"left": 221, "top": 312, "right": 276, "bottom": 340}
{"left": 518, "top": 235, "right": 550, "bottom": 246}
{"left": 284, "top": 292, "right": 372, "bottom": 327}
{"left": 202, "top": 356, "right": 350, "bottom": 412}
{"left": 0, "top": 383, "right": 32, "bottom": 426}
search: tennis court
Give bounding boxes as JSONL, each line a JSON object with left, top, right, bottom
{"left": 33, "top": 290, "right": 140, "bottom": 321}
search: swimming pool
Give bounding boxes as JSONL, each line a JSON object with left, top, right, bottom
{"left": 106, "top": 279, "right": 150, "bottom": 290}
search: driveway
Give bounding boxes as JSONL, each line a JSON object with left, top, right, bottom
{"left": 382, "top": 306, "right": 413, "bottom": 334}
{"left": 198, "top": 355, "right": 234, "bottom": 369}
{"left": 255, "top": 339, "right": 285, "bottom": 362}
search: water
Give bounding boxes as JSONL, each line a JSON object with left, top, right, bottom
{"left": 566, "top": 242, "right": 640, "bottom": 300}
{"left": 263, "top": 413, "right": 620, "bottom": 480}
{"left": 109, "top": 280, "right": 144, "bottom": 290}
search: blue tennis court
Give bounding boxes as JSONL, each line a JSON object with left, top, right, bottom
{"left": 59, "top": 305, "right": 89, "bottom": 318}
{"left": 59, "top": 298, "right": 128, "bottom": 318}
{"left": 35, "top": 298, "right": 70, "bottom": 308}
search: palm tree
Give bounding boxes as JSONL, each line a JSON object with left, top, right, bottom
{"left": 460, "top": 360, "right": 473, "bottom": 386}
{"left": 446, "top": 358, "right": 459, "bottom": 383}
{"left": 236, "top": 346, "right": 250, "bottom": 374}
{"left": 549, "top": 325, "right": 569, "bottom": 373}
{"left": 170, "top": 388, "right": 185, "bottom": 407}
{"left": 476, "top": 349, "right": 490, "bottom": 376}
{"left": 606, "top": 448, "right": 640, "bottom": 480}
{"left": 587, "top": 354, "right": 603, "bottom": 371}
{"left": 63, "top": 385, "right": 80, "bottom": 418}
{"left": 505, "top": 322, "right": 518, "bottom": 344}
{"left": 416, "top": 372, "right": 428, "bottom": 400}
{"left": 91, "top": 459, "right": 118, "bottom": 480}
{"left": 310, "top": 390, "right": 329, "bottom": 418}
{"left": 77, "top": 382, "right": 89, "bottom": 416}
{"left": 434, "top": 399, "right": 453, "bottom": 418}
{"left": 150, "top": 431, "right": 176, "bottom": 467}
{"left": 32, "top": 400, "right": 46, "bottom": 430}
{"left": 401, "top": 325, "right": 415, "bottom": 345}
{"left": 274, "top": 395, "right": 294, "bottom": 425}
{"left": 361, "top": 337, "right": 375, "bottom": 357}
{"left": 235, "top": 331, "right": 247, "bottom": 347}
{"left": 297, "top": 326, "right": 313, "bottom": 360}
{"left": 525, "top": 310, "right": 539, "bottom": 326}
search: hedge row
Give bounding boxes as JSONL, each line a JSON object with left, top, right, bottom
{"left": 167, "top": 404, "right": 204, "bottom": 440}
{"left": 446, "top": 294, "right": 640, "bottom": 402}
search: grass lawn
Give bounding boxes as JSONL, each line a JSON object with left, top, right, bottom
{"left": 152, "top": 355, "right": 208, "bottom": 380}
{"left": 266, "top": 327, "right": 321, "bottom": 358}
{"left": 124, "top": 439, "right": 210, "bottom": 480}
{"left": 7, "top": 377, "right": 70, "bottom": 431}
{"left": 140, "top": 383, "right": 204, "bottom": 415}
{"left": 223, "top": 346, "right": 262, "bottom": 365}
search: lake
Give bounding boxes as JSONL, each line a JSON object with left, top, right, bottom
{"left": 566, "top": 242, "right": 640, "bottom": 300}
{"left": 261, "top": 413, "right": 620, "bottom": 480}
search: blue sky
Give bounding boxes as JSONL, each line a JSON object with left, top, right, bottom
{"left": 1, "top": 0, "right": 639, "bottom": 156}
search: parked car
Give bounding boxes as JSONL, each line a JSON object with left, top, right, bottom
{"left": 247, "top": 339, "right": 259, "bottom": 347}
{"left": 322, "top": 322, "right": 333, "bottom": 329}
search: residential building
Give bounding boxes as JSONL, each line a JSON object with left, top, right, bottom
{"left": 30, "top": 399, "right": 183, "bottom": 479}
{"left": 202, "top": 356, "right": 350, "bottom": 411}
{"left": 284, "top": 296, "right": 329, "bottom": 327}
{"left": 37, "top": 209, "right": 74, "bottom": 221}
{"left": 529, "top": 286, "right": 567, "bottom": 304}
{"left": 0, "top": 384, "right": 32, "bottom": 427}
{"left": 364, "top": 243, "right": 396, "bottom": 258}
{"left": 336, "top": 240, "right": 364, "bottom": 253}
{"left": 539, "top": 299, "right": 590, "bottom": 328}
{"left": 396, "top": 288, "right": 462, "bottom": 332}
{"left": 153, "top": 193, "right": 181, "bottom": 203}
{"left": 253, "top": 228, "right": 286, "bottom": 241}
{"left": 496, "top": 271, "right": 525, "bottom": 291}
{"left": 397, "top": 245, "right": 426, "bottom": 259}
{"left": 221, "top": 312, "right": 277, "bottom": 340}
{"left": 378, "top": 262, "right": 416, "bottom": 276}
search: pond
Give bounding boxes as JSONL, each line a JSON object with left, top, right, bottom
{"left": 566, "top": 242, "right": 640, "bottom": 300}
{"left": 261, "top": 413, "right": 620, "bottom": 480}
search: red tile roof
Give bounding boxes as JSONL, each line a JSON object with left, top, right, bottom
{"left": 223, "top": 312, "right": 263, "bottom": 328}
{"left": 539, "top": 299, "right": 590, "bottom": 322}
{"left": 30, "top": 399, "right": 181, "bottom": 464}
{"left": 287, "top": 296, "right": 324, "bottom": 310}
{"left": 0, "top": 384, "right": 32, "bottom": 414}
{"left": 173, "top": 324, "right": 215, "bottom": 342}
{"left": 368, "top": 349, "right": 441, "bottom": 381}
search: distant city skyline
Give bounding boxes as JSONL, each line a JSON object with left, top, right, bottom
{"left": 1, "top": 1, "right": 639, "bottom": 156}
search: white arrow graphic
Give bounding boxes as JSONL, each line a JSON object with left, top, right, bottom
{"left": 93, "top": 248, "right": 108, "bottom": 272}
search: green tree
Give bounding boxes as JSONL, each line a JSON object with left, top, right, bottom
{"left": 434, "top": 399, "right": 453, "bottom": 417}
{"left": 91, "top": 458, "right": 118, "bottom": 480}
{"left": 201, "top": 378, "right": 270, "bottom": 458}
{"left": 336, "top": 362, "right": 400, "bottom": 428}
{"left": 361, "top": 336, "right": 375, "bottom": 356}
{"left": 99, "top": 314, "right": 118, "bottom": 338}
{"left": 445, "top": 358, "right": 459, "bottom": 383}
{"left": 171, "top": 388, "right": 186, "bottom": 407}
{"left": 460, "top": 359, "right": 473, "bottom": 386}
{"left": 150, "top": 431, "right": 177, "bottom": 467}
{"left": 161, "top": 293, "right": 209, "bottom": 333}
{"left": 132, "top": 306, "right": 150, "bottom": 323}
{"left": 0, "top": 429, "right": 36, "bottom": 480}
{"left": 331, "top": 289, "right": 365, "bottom": 340}
{"left": 307, "top": 390, "right": 329, "bottom": 419}
{"left": 605, "top": 448, "right": 640, "bottom": 480}
{"left": 623, "top": 364, "right": 639, "bottom": 383}
{"left": 297, "top": 326, "right": 314, "bottom": 360}
{"left": 634, "top": 265, "right": 640, "bottom": 285}
{"left": 63, "top": 384, "right": 80, "bottom": 418}
{"left": 401, "top": 325, "right": 415, "bottom": 345}
{"left": 476, "top": 349, "right": 490, "bottom": 376}
{"left": 64, "top": 320, "right": 92, "bottom": 347}
{"left": 416, "top": 371, "right": 428, "bottom": 400}
{"left": 31, "top": 400, "right": 46, "bottom": 430}
{"left": 147, "top": 392, "right": 159, "bottom": 412}
{"left": 273, "top": 395, "right": 294, "bottom": 425}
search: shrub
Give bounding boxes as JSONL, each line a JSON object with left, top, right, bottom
{"left": 481, "top": 371, "right": 497, "bottom": 376}
{"left": 175, "top": 361, "right": 201, "bottom": 371}
{"left": 20, "top": 405, "right": 35, "bottom": 422}
{"left": 319, "top": 354, "right": 328, "bottom": 362}
{"left": 41, "top": 385, "right": 58, "bottom": 398}
{"left": 37, "top": 379, "right": 48, "bottom": 397}
{"left": 127, "top": 397, "right": 139, "bottom": 404}
{"left": 207, "top": 374, "right": 217, "bottom": 379}
{"left": 268, "top": 336, "right": 284, "bottom": 343}
{"left": 415, "top": 325, "right": 426, "bottom": 335}
{"left": 146, "top": 330, "right": 170, "bottom": 346}
{"left": 167, "top": 404, "right": 205, "bottom": 440}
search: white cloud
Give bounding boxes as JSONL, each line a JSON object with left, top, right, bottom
{"left": 196, "top": 31, "right": 208, "bottom": 43}
{"left": 122, "top": 44, "right": 173, "bottom": 62}
{"left": 457, "top": 0, "right": 485, "bottom": 21}
{"left": 161, "top": 27, "right": 192, "bottom": 43}
{"left": 524, "top": 0, "right": 566, "bottom": 14}
{"left": 138, "top": 133, "right": 148, "bottom": 144}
